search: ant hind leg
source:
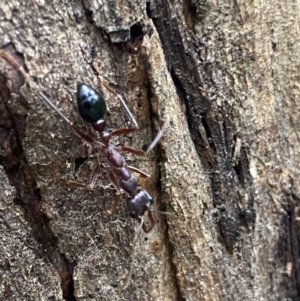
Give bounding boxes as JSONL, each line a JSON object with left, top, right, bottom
{"left": 107, "top": 171, "right": 122, "bottom": 215}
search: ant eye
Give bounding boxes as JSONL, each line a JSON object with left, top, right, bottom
{"left": 149, "top": 198, "right": 153, "bottom": 206}
{"left": 129, "top": 211, "right": 137, "bottom": 218}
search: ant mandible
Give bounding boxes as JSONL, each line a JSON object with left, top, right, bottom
{"left": 0, "top": 49, "right": 166, "bottom": 232}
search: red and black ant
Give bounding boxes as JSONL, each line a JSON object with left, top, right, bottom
{"left": 0, "top": 49, "right": 166, "bottom": 233}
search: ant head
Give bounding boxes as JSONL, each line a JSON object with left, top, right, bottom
{"left": 126, "top": 189, "right": 153, "bottom": 219}
{"left": 77, "top": 83, "right": 107, "bottom": 123}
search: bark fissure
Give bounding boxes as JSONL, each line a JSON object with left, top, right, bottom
{"left": 0, "top": 72, "right": 77, "bottom": 301}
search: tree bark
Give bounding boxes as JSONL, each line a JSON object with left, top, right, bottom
{"left": 0, "top": 1, "right": 299, "bottom": 300}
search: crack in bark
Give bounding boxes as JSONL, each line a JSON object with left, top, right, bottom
{"left": 0, "top": 65, "right": 77, "bottom": 301}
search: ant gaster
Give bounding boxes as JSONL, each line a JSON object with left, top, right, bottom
{"left": 0, "top": 50, "right": 166, "bottom": 232}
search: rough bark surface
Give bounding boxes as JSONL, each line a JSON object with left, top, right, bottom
{"left": 0, "top": 1, "right": 299, "bottom": 301}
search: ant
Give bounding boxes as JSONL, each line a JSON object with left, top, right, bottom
{"left": 0, "top": 49, "right": 166, "bottom": 233}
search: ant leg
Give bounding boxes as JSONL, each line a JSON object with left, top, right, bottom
{"left": 127, "top": 166, "right": 150, "bottom": 178}
{"left": 0, "top": 50, "right": 101, "bottom": 148}
{"left": 122, "top": 146, "right": 145, "bottom": 156}
{"left": 98, "top": 79, "right": 139, "bottom": 128}
{"left": 109, "top": 128, "right": 137, "bottom": 137}
{"left": 122, "top": 120, "right": 168, "bottom": 155}
{"left": 136, "top": 210, "right": 155, "bottom": 233}
{"left": 107, "top": 171, "right": 122, "bottom": 214}
{"left": 40, "top": 92, "right": 101, "bottom": 147}
{"left": 108, "top": 171, "right": 121, "bottom": 193}
{"left": 58, "top": 163, "right": 101, "bottom": 189}
{"left": 145, "top": 125, "right": 166, "bottom": 153}
{"left": 93, "top": 61, "right": 138, "bottom": 128}
{"left": 122, "top": 138, "right": 163, "bottom": 155}
{"left": 146, "top": 210, "right": 155, "bottom": 232}
{"left": 145, "top": 117, "right": 169, "bottom": 153}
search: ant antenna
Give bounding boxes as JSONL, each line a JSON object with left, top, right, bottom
{"left": 149, "top": 209, "right": 172, "bottom": 216}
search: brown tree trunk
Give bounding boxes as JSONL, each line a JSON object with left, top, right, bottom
{"left": 0, "top": 1, "right": 299, "bottom": 300}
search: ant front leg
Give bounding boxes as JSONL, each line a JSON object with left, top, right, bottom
{"left": 122, "top": 121, "right": 166, "bottom": 156}
{"left": 92, "top": 61, "right": 138, "bottom": 128}
{"left": 0, "top": 50, "right": 101, "bottom": 149}
{"left": 96, "top": 76, "right": 139, "bottom": 129}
